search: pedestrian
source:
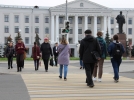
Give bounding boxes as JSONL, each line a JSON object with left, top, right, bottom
{"left": 58, "top": 36, "right": 70, "bottom": 81}
{"left": 77, "top": 41, "right": 84, "bottom": 69}
{"left": 93, "top": 31, "right": 107, "bottom": 82}
{"left": 5, "top": 42, "right": 15, "bottom": 69}
{"left": 40, "top": 37, "right": 53, "bottom": 72}
{"left": 15, "top": 38, "right": 26, "bottom": 72}
{"left": 108, "top": 34, "right": 125, "bottom": 83}
{"left": 53, "top": 43, "right": 59, "bottom": 66}
{"left": 80, "top": 30, "right": 101, "bottom": 88}
{"left": 32, "top": 42, "right": 41, "bottom": 71}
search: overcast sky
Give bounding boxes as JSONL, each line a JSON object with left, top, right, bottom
{"left": 0, "top": 0, "right": 133, "bottom": 8}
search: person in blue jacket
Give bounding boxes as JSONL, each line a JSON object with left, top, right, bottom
{"left": 108, "top": 34, "right": 125, "bottom": 83}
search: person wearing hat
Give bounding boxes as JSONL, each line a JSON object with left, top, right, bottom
{"left": 15, "top": 38, "right": 26, "bottom": 72}
{"left": 79, "top": 30, "right": 101, "bottom": 88}
{"left": 40, "top": 37, "right": 53, "bottom": 72}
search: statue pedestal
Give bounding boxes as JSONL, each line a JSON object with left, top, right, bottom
{"left": 117, "top": 33, "right": 127, "bottom": 57}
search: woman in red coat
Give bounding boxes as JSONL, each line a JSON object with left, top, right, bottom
{"left": 32, "top": 42, "right": 41, "bottom": 71}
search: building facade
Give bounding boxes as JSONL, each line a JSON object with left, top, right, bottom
{"left": 0, "top": 0, "right": 134, "bottom": 57}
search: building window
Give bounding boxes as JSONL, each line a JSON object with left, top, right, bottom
{"left": 15, "top": 26, "right": 19, "bottom": 33}
{"left": 45, "top": 28, "right": 49, "bottom": 34}
{"left": 88, "top": 17, "right": 91, "bottom": 24}
{"left": 80, "top": 3, "right": 84, "bottom": 7}
{"left": 15, "top": 15, "right": 19, "bottom": 23}
{"left": 4, "top": 15, "right": 9, "bottom": 22}
{"left": 35, "top": 27, "right": 39, "bottom": 33}
{"left": 25, "top": 16, "right": 29, "bottom": 23}
{"left": 25, "top": 26, "right": 29, "bottom": 33}
{"left": 128, "top": 28, "right": 132, "bottom": 35}
{"left": 69, "top": 17, "right": 73, "bottom": 24}
{"left": 25, "top": 37, "right": 29, "bottom": 44}
{"left": 111, "top": 28, "right": 114, "bottom": 35}
{"left": 59, "top": 17, "right": 63, "bottom": 24}
{"left": 45, "top": 17, "right": 49, "bottom": 23}
{"left": 5, "top": 26, "right": 9, "bottom": 33}
{"left": 69, "top": 38, "right": 73, "bottom": 44}
{"left": 70, "top": 29, "right": 73, "bottom": 34}
{"left": 78, "top": 29, "right": 82, "bottom": 34}
{"left": 111, "top": 17, "right": 114, "bottom": 24}
{"left": 78, "top": 17, "right": 82, "bottom": 24}
{"left": 97, "top": 17, "right": 101, "bottom": 24}
{"left": 128, "top": 18, "right": 132, "bottom": 24}
{"left": 35, "top": 16, "right": 39, "bottom": 23}
{"left": 4, "top": 37, "right": 8, "bottom": 44}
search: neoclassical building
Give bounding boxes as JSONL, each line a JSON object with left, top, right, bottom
{"left": 0, "top": 0, "right": 134, "bottom": 57}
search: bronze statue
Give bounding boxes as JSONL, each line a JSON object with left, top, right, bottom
{"left": 116, "top": 11, "right": 125, "bottom": 33}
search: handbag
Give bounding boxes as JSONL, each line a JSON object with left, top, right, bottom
{"left": 49, "top": 57, "right": 54, "bottom": 66}
{"left": 91, "top": 51, "right": 100, "bottom": 61}
{"left": 23, "top": 52, "right": 26, "bottom": 59}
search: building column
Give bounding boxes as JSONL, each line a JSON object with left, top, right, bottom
{"left": 84, "top": 16, "right": 88, "bottom": 38}
{"left": 74, "top": 15, "right": 78, "bottom": 44}
{"left": 103, "top": 16, "right": 107, "bottom": 38}
{"left": 93, "top": 16, "right": 97, "bottom": 37}
{"left": 51, "top": 15, "right": 55, "bottom": 44}
{"left": 39, "top": 14, "right": 44, "bottom": 43}
{"left": 108, "top": 16, "right": 111, "bottom": 38}
{"left": 55, "top": 15, "right": 59, "bottom": 43}
{"left": 20, "top": 13, "right": 24, "bottom": 42}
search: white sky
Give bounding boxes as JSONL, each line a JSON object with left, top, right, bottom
{"left": 0, "top": 0, "right": 133, "bottom": 8}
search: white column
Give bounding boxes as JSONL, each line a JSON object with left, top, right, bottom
{"left": 108, "top": 16, "right": 111, "bottom": 38}
{"left": 84, "top": 16, "right": 88, "bottom": 31}
{"left": 51, "top": 15, "right": 55, "bottom": 44}
{"left": 55, "top": 15, "right": 59, "bottom": 43}
{"left": 0, "top": 12, "right": 4, "bottom": 44}
{"left": 74, "top": 15, "right": 78, "bottom": 44}
{"left": 10, "top": 13, "right": 14, "bottom": 43}
{"left": 103, "top": 16, "right": 107, "bottom": 38}
{"left": 93, "top": 16, "right": 97, "bottom": 37}
{"left": 20, "top": 13, "right": 24, "bottom": 41}
{"left": 39, "top": 14, "right": 44, "bottom": 43}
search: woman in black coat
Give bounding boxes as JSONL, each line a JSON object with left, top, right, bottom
{"left": 5, "top": 42, "right": 15, "bottom": 69}
{"left": 40, "top": 37, "right": 53, "bottom": 72}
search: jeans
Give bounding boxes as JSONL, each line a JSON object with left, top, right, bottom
{"left": 111, "top": 58, "right": 122, "bottom": 80}
{"left": 59, "top": 65, "right": 68, "bottom": 78}
{"left": 80, "top": 60, "right": 84, "bottom": 68}
{"left": 8, "top": 55, "right": 13, "bottom": 68}
{"left": 34, "top": 59, "right": 39, "bottom": 70}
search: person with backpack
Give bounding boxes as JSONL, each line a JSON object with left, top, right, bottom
{"left": 5, "top": 42, "right": 15, "bottom": 69}
{"left": 80, "top": 30, "right": 101, "bottom": 88}
{"left": 108, "top": 34, "right": 125, "bottom": 83}
{"left": 93, "top": 31, "right": 107, "bottom": 82}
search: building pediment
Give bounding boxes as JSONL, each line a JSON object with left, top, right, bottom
{"left": 51, "top": 0, "right": 110, "bottom": 10}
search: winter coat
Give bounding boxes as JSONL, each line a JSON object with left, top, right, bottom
{"left": 15, "top": 43, "right": 25, "bottom": 54}
{"left": 96, "top": 37, "right": 107, "bottom": 59}
{"left": 40, "top": 42, "right": 53, "bottom": 59}
{"left": 32, "top": 46, "right": 41, "bottom": 60}
{"left": 58, "top": 44, "right": 70, "bottom": 65}
{"left": 5, "top": 46, "right": 15, "bottom": 57}
{"left": 108, "top": 41, "right": 125, "bottom": 58}
{"left": 80, "top": 35, "right": 101, "bottom": 63}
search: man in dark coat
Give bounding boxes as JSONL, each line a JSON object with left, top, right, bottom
{"left": 80, "top": 30, "right": 101, "bottom": 88}
{"left": 53, "top": 43, "right": 58, "bottom": 66}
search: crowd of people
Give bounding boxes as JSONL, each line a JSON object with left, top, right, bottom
{"left": 5, "top": 29, "right": 125, "bottom": 88}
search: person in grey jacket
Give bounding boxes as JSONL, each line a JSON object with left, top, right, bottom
{"left": 58, "top": 36, "right": 70, "bottom": 81}
{"left": 5, "top": 42, "right": 15, "bottom": 69}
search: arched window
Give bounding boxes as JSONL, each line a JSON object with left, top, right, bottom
{"left": 80, "top": 3, "right": 84, "bottom": 7}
